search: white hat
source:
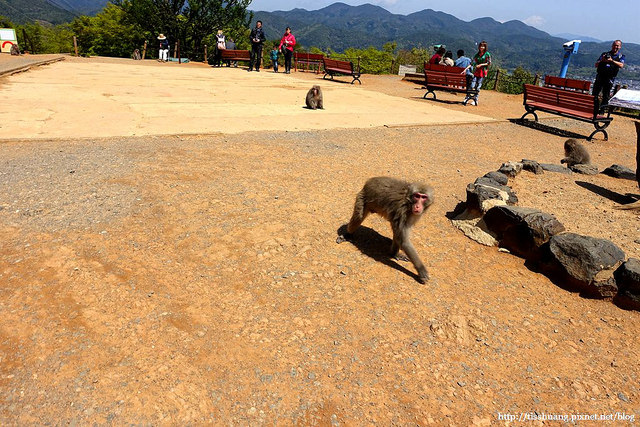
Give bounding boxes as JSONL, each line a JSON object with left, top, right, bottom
{"left": 157, "top": 34, "right": 166, "bottom": 40}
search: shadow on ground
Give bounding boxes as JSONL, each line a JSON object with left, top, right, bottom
{"left": 336, "top": 224, "right": 422, "bottom": 283}
{"left": 509, "top": 118, "right": 588, "bottom": 140}
{"left": 575, "top": 181, "right": 638, "bottom": 204}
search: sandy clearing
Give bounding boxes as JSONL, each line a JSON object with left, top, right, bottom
{"left": 0, "top": 57, "right": 494, "bottom": 139}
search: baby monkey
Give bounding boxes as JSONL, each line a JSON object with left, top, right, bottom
{"left": 337, "top": 177, "right": 434, "bottom": 283}
{"left": 305, "top": 85, "right": 323, "bottom": 110}
{"left": 561, "top": 138, "right": 591, "bottom": 167}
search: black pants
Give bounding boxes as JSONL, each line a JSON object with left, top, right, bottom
{"left": 284, "top": 49, "right": 293, "bottom": 72}
{"left": 213, "top": 48, "right": 222, "bottom": 67}
{"left": 592, "top": 75, "right": 613, "bottom": 115}
{"left": 250, "top": 43, "right": 263, "bottom": 70}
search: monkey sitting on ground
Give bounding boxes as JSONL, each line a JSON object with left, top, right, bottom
{"left": 10, "top": 44, "right": 20, "bottom": 56}
{"left": 337, "top": 176, "right": 434, "bottom": 283}
{"left": 560, "top": 138, "right": 591, "bottom": 167}
{"left": 305, "top": 85, "right": 323, "bottom": 110}
{"left": 131, "top": 49, "right": 142, "bottom": 60}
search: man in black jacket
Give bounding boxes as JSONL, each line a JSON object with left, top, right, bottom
{"left": 249, "top": 21, "right": 266, "bottom": 72}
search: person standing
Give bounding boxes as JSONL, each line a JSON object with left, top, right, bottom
{"left": 593, "top": 40, "right": 625, "bottom": 114}
{"left": 454, "top": 49, "right": 473, "bottom": 88}
{"left": 158, "top": 34, "right": 169, "bottom": 62}
{"left": 249, "top": 20, "right": 266, "bottom": 72}
{"left": 214, "top": 30, "right": 226, "bottom": 67}
{"left": 464, "top": 41, "right": 491, "bottom": 104}
{"left": 225, "top": 37, "right": 236, "bottom": 67}
{"left": 278, "top": 27, "right": 296, "bottom": 74}
{"left": 270, "top": 44, "right": 279, "bottom": 72}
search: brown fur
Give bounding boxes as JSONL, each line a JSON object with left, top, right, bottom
{"left": 305, "top": 85, "right": 323, "bottom": 110}
{"left": 337, "top": 176, "right": 434, "bottom": 283}
{"left": 560, "top": 138, "right": 590, "bottom": 167}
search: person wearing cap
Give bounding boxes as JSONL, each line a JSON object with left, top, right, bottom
{"left": 158, "top": 34, "right": 169, "bottom": 62}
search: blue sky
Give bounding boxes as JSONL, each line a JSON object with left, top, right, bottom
{"left": 248, "top": 0, "right": 640, "bottom": 44}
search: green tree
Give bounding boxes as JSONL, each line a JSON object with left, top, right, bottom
{"left": 70, "top": 4, "right": 142, "bottom": 57}
{"left": 114, "top": 0, "right": 252, "bottom": 60}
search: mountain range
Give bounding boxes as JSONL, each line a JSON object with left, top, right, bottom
{"left": 251, "top": 3, "right": 638, "bottom": 77}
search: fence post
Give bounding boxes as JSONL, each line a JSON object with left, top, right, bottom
{"left": 72, "top": 36, "right": 78, "bottom": 56}
{"left": 177, "top": 40, "right": 181, "bottom": 64}
{"left": 142, "top": 40, "right": 147, "bottom": 60}
{"left": 493, "top": 70, "right": 500, "bottom": 91}
{"left": 357, "top": 56, "right": 361, "bottom": 73}
{"left": 204, "top": 45, "right": 208, "bottom": 63}
{"left": 533, "top": 73, "right": 539, "bottom": 86}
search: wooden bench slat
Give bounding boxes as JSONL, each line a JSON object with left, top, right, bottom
{"left": 322, "top": 58, "right": 361, "bottom": 84}
{"left": 521, "top": 83, "right": 612, "bottom": 141}
{"left": 422, "top": 66, "right": 476, "bottom": 105}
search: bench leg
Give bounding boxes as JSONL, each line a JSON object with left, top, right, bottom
{"left": 423, "top": 90, "right": 436, "bottom": 100}
{"left": 351, "top": 76, "right": 362, "bottom": 85}
{"left": 520, "top": 108, "right": 538, "bottom": 122}
{"left": 323, "top": 73, "right": 330, "bottom": 80}
{"left": 588, "top": 126, "right": 609, "bottom": 142}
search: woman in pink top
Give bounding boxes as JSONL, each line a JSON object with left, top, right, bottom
{"left": 278, "top": 27, "right": 296, "bottom": 74}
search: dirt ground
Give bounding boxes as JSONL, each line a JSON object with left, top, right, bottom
{"left": 1, "top": 56, "right": 639, "bottom": 425}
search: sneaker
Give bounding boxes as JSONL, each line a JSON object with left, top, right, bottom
{"left": 256, "top": 69, "right": 260, "bottom": 72}
{"left": 248, "top": 69, "right": 253, "bottom": 72}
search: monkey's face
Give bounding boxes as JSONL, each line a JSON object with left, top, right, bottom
{"left": 411, "top": 192, "right": 431, "bottom": 215}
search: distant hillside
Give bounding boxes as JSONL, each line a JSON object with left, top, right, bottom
{"left": 1, "top": 0, "right": 75, "bottom": 24}
{"left": 554, "top": 33, "right": 603, "bottom": 43}
{"left": 48, "top": 0, "right": 108, "bottom": 16}
{"left": 252, "top": 2, "right": 639, "bottom": 79}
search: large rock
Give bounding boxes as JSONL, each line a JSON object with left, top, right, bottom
{"left": 570, "top": 164, "right": 599, "bottom": 175}
{"left": 521, "top": 159, "right": 544, "bottom": 175}
{"left": 614, "top": 258, "right": 640, "bottom": 310}
{"left": 498, "top": 161, "right": 523, "bottom": 178}
{"left": 482, "top": 171, "right": 509, "bottom": 186}
{"left": 484, "top": 206, "right": 565, "bottom": 260}
{"left": 465, "top": 179, "right": 518, "bottom": 214}
{"left": 450, "top": 209, "right": 498, "bottom": 246}
{"left": 602, "top": 164, "right": 636, "bottom": 181}
{"left": 546, "top": 233, "right": 625, "bottom": 298}
{"left": 540, "top": 163, "right": 573, "bottom": 175}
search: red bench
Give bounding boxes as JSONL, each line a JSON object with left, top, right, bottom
{"left": 294, "top": 52, "right": 324, "bottom": 73}
{"left": 544, "top": 75, "right": 591, "bottom": 93}
{"left": 220, "top": 49, "right": 250, "bottom": 63}
{"left": 322, "top": 58, "right": 362, "bottom": 84}
{"left": 423, "top": 62, "right": 478, "bottom": 105}
{"left": 521, "top": 84, "right": 613, "bottom": 141}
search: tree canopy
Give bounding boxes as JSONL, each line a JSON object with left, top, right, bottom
{"left": 113, "top": 0, "right": 252, "bottom": 60}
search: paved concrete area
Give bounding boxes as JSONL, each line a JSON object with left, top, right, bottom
{"left": 0, "top": 53, "right": 65, "bottom": 76}
{"left": 0, "top": 56, "right": 494, "bottom": 140}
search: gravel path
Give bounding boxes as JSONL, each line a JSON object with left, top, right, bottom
{"left": 1, "top": 60, "right": 639, "bottom": 424}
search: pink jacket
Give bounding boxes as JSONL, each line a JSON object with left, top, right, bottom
{"left": 279, "top": 33, "right": 296, "bottom": 52}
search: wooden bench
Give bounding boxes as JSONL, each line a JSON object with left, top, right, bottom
{"left": 423, "top": 63, "right": 478, "bottom": 105}
{"left": 521, "top": 84, "right": 613, "bottom": 141}
{"left": 544, "top": 75, "right": 591, "bottom": 93}
{"left": 220, "top": 49, "right": 250, "bottom": 64}
{"left": 322, "top": 58, "right": 361, "bottom": 84}
{"left": 294, "top": 52, "right": 324, "bottom": 73}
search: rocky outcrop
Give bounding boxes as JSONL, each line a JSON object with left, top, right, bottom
{"left": 545, "top": 233, "right": 625, "bottom": 298}
{"left": 483, "top": 206, "right": 565, "bottom": 260}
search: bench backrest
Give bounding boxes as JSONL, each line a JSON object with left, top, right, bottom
{"left": 424, "top": 62, "right": 465, "bottom": 74}
{"left": 424, "top": 70, "right": 467, "bottom": 88}
{"left": 544, "top": 75, "right": 591, "bottom": 93}
{"left": 323, "top": 58, "right": 354, "bottom": 72}
{"left": 524, "top": 84, "right": 595, "bottom": 117}
{"left": 294, "top": 52, "right": 324, "bottom": 62}
{"left": 220, "top": 49, "right": 250, "bottom": 60}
